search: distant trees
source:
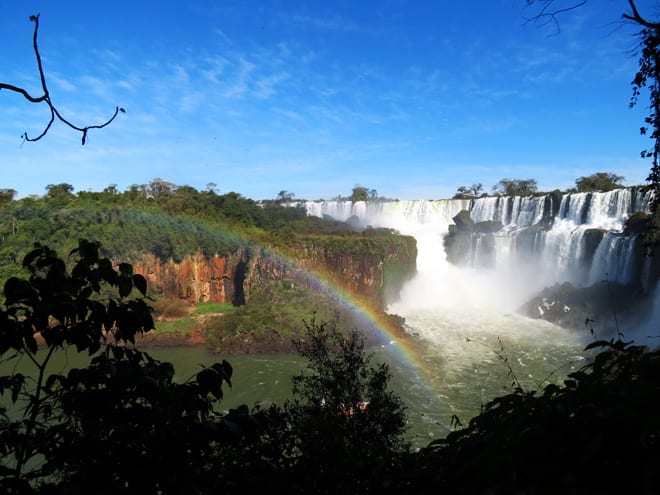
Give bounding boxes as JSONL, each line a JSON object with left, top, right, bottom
{"left": 102, "top": 184, "right": 118, "bottom": 195}
{"left": 45, "top": 183, "right": 74, "bottom": 198}
{"left": 349, "top": 185, "right": 378, "bottom": 202}
{"left": 492, "top": 178, "right": 538, "bottom": 196}
{"left": 147, "top": 178, "right": 177, "bottom": 197}
{"left": 45, "top": 183, "right": 75, "bottom": 207}
{"left": 575, "top": 172, "right": 625, "bottom": 192}
{"left": 454, "top": 183, "right": 483, "bottom": 199}
{"left": 350, "top": 185, "right": 369, "bottom": 202}
{"left": 0, "top": 178, "right": 404, "bottom": 282}
{"left": 0, "top": 188, "right": 17, "bottom": 203}
{"left": 276, "top": 190, "right": 295, "bottom": 202}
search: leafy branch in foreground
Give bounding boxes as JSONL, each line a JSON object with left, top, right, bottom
{"left": 0, "top": 14, "right": 124, "bottom": 145}
{"left": 0, "top": 240, "right": 241, "bottom": 493}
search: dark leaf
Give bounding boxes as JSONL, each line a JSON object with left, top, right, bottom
{"left": 24, "top": 334, "right": 38, "bottom": 354}
{"left": 211, "top": 360, "right": 233, "bottom": 388}
{"left": 3, "top": 277, "right": 37, "bottom": 305}
{"left": 89, "top": 339, "right": 101, "bottom": 356}
{"left": 11, "top": 374, "right": 24, "bottom": 403}
{"left": 133, "top": 274, "right": 147, "bottom": 296}
{"left": 111, "top": 346, "right": 125, "bottom": 360}
{"left": 118, "top": 277, "right": 132, "bottom": 299}
{"left": 119, "top": 262, "right": 133, "bottom": 277}
{"left": 22, "top": 245, "right": 43, "bottom": 268}
{"left": 45, "top": 373, "right": 59, "bottom": 392}
{"left": 584, "top": 340, "right": 612, "bottom": 351}
{"left": 197, "top": 368, "right": 224, "bottom": 399}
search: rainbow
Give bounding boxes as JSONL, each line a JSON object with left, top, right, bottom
{"left": 278, "top": 253, "right": 433, "bottom": 382}
{"left": 120, "top": 210, "right": 432, "bottom": 380}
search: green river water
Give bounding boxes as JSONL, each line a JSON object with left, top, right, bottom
{"left": 1, "top": 316, "right": 588, "bottom": 450}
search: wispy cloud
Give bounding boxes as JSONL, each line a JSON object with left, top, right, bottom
{"left": 288, "top": 13, "right": 364, "bottom": 33}
{"left": 49, "top": 73, "right": 77, "bottom": 92}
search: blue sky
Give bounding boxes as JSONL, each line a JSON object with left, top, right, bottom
{"left": 0, "top": 0, "right": 657, "bottom": 200}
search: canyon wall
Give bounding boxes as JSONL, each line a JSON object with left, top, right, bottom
{"left": 134, "top": 251, "right": 245, "bottom": 305}
{"left": 133, "top": 235, "right": 417, "bottom": 311}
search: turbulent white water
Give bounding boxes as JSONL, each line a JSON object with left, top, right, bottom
{"left": 301, "top": 190, "right": 657, "bottom": 432}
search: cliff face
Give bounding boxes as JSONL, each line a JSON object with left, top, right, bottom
{"left": 133, "top": 235, "right": 417, "bottom": 310}
{"left": 283, "top": 235, "right": 417, "bottom": 308}
{"left": 134, "top": 251, "right": 246, "bottom": 305}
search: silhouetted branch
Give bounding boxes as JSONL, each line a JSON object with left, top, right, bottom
{"left": 622, "top": 0, "right": 660, "bottom": 29}
{"left": 0, "top": 14, "right": 124, "bottom": 145}
{"left": 523, "top": 0, "right": 588, "bottom": 33}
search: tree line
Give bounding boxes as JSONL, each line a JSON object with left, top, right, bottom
{"left": 453, "top": 172, "right": 627, "bottom": 199}
{"left": 0, "top": 180, "right": 408, "bottom": 288}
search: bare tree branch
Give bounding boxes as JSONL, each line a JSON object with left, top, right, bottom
{"left": 523, "top": 0, "right": 588, "bottom": 33}
{"left": 0, "top": 14, "right": 124, "bottom": 145}
{"left": 623, "top": 0, "right": 660, "bottom": 29}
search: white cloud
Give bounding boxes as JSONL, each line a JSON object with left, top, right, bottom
{"left": 49, "top": 73, "right": 77, "bottom": 92}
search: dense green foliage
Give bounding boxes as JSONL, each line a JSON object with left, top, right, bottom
{"left": 0, "top": 241, "right": 254, "bottom": 493}
{"left": 0, "top": 183, "right": 417, "bottom": 356}
{"left": 625, "top": 2, "right": 660, "bottom": 244}
{"left": 206, "top": 282, "right": 366, "bottom": 351}
{"left": 492, "top": 178, "right": 538, "bottom": 196}
{"left": 0, "top": 182, "right": 403, "bottom": 285}
{"left": 575, "top": 172, "right": 626, "bottom": 192}
{"left": 284, "top": 320, "right": 409, "bottom": 492}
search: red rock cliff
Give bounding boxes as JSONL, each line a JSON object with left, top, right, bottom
{"left": 133, "top": 236, "right": 417, "bottom": 310}
{"left": 134, "top": 251, "right": 245, "bottom": 304}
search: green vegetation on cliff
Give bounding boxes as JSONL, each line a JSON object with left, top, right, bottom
{"left": 0, "top": 183, "right": 411, "bottom": 279}
{"left": 0, "top": 183, "right": 417, "bottom": 348}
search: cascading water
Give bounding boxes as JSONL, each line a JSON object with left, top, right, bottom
{"left": 302, "top": 189, "right": 657, "bottom": 436}
{"left": 303, "top": 188, "right": 653, "bottom": 313}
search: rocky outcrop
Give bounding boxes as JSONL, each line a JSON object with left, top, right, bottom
{"left": 134, "top": 251, "right": 246, "bottom": 305}
{"left": 283, "top": 234, "right": 417, "bottom": 309}
{"left": 133, "top": 235, "right": 417, "bottom": 311}
{"left": 518, "top": 281, "right": 656, "bottom": 338}
{"left": 444, "top": 210, "right": 503, "bottom": 267}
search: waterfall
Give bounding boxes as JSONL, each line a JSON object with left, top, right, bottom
{"left": 588, "top": 233, "right": 639, "bottom": 286}
{"left": 299, "top": 190, "right": 656, "bottom": 430}
{"left": 301, "top": 188, "right": 655, "bottom": 311}
{"left": 470, "top": 195, "right": 546, "bottom": 229}
{"left": 302, "top": 199, "right": 470, "bottom": 230}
